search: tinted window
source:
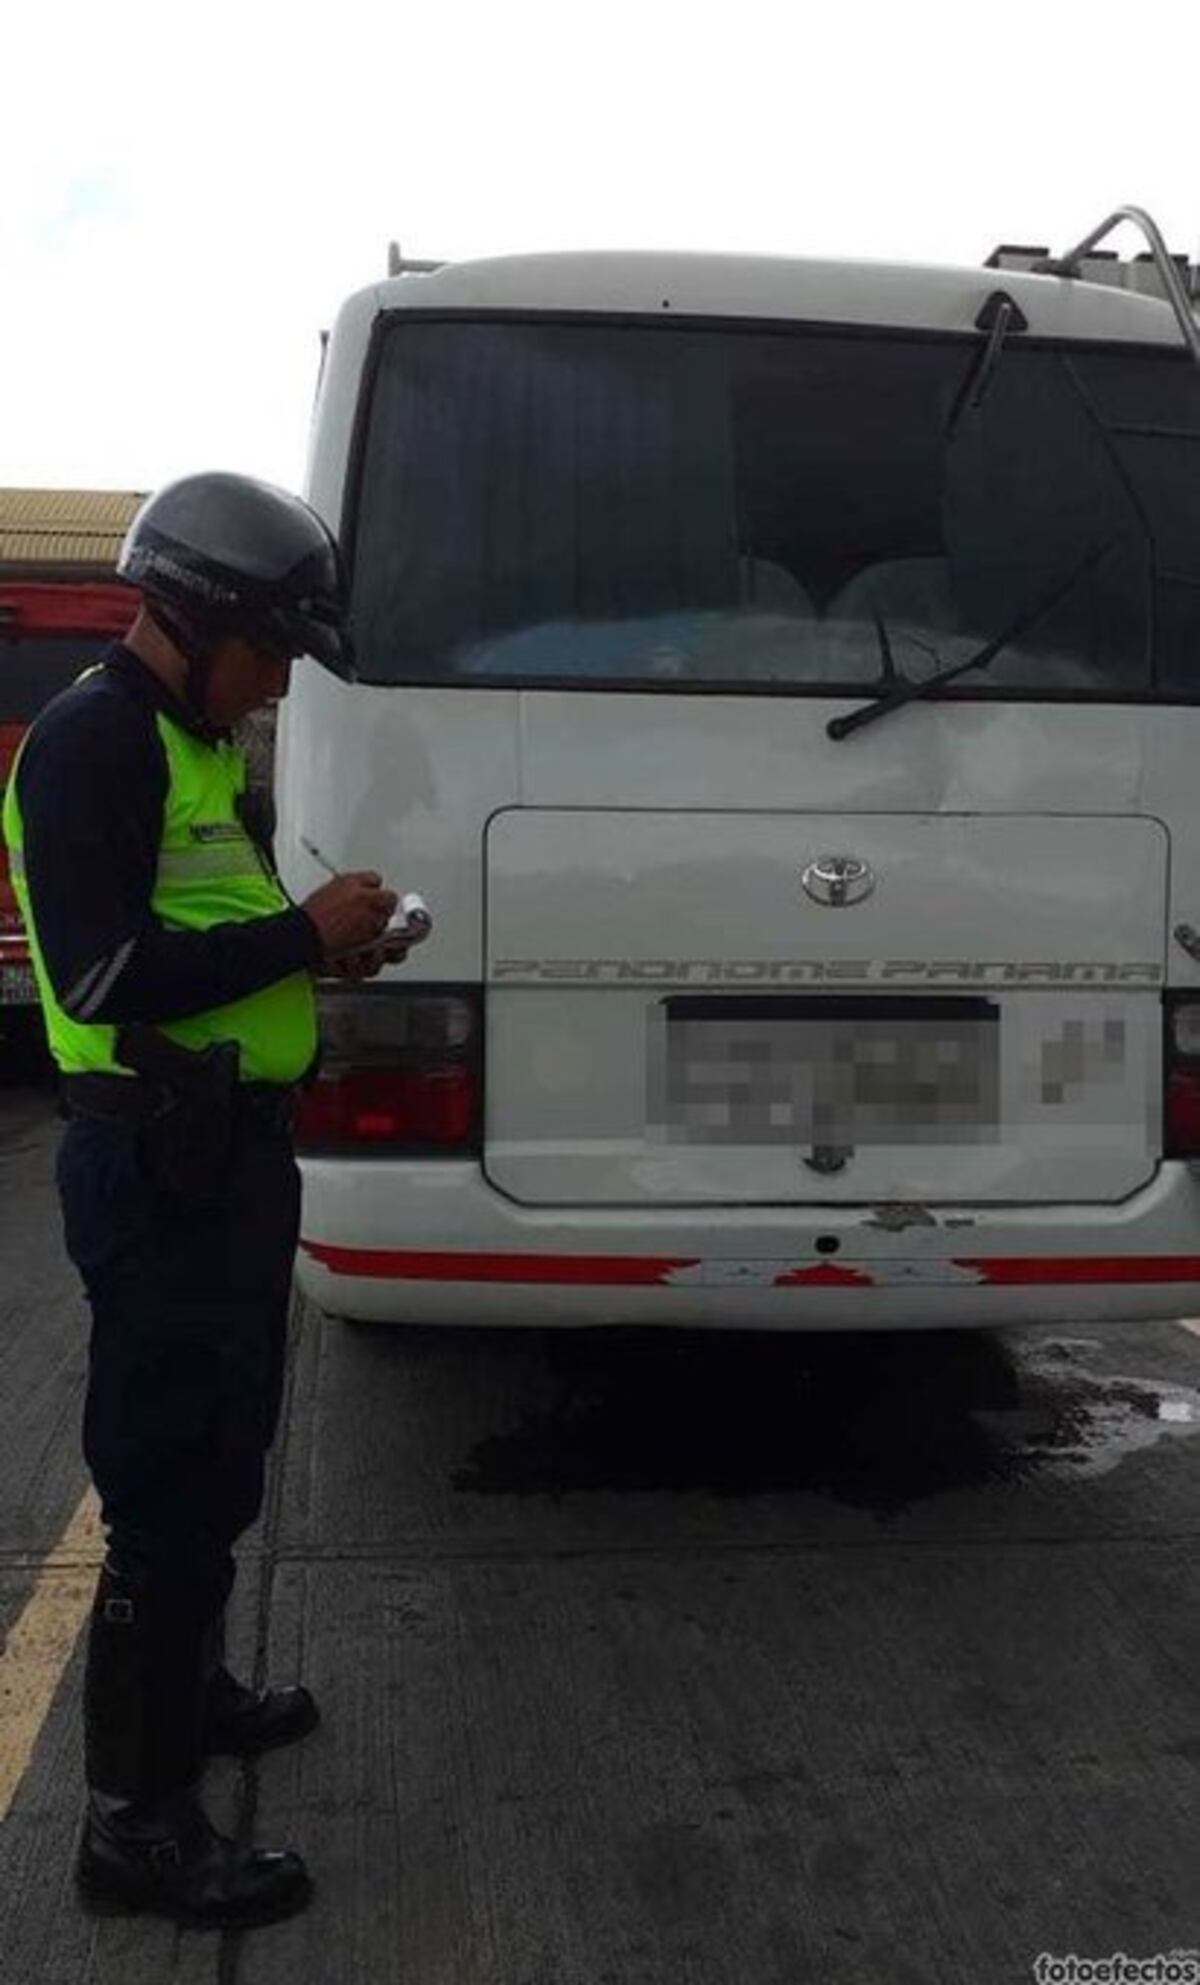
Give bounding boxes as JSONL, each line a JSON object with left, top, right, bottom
{"left": 351, "top": 317, "right": 1200, "bottom": 698}
{"left": 0, "top": 634, "right": 111, "bottom": 723}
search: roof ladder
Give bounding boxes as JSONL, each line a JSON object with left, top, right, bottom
{"left": 1033, "top": 206, "right": 1200, "bottom": 364}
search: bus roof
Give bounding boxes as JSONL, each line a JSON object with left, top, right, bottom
{"left": 0, "top": 488, "right": 144, "bottom": 574}
{"left": 365, "top": 249, "right": 1199, "bottom": 352}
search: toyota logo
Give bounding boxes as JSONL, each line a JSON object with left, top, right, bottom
{"left": 801, "top": 855, "right": 876, "bottom": 908}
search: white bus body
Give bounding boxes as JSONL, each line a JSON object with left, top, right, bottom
{"left": 277, "top": 237, "right": 1200, "bottom": 1330}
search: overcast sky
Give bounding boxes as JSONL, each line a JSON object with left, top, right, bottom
{"left": 2, "top": 0, "right": 1197, "bottom": 496}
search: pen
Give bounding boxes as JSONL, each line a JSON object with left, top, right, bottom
{"left": 301, "top": 836, "right": 340, "bottom": 879}
{"left": 304, "top": 837, "right": 433, "bottom": 946}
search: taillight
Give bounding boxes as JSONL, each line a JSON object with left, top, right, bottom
{"left": 295, "top": 985, "right": 481, "bottom": 1154}
{"left": 1164, "top": 996, "right": 1200, "bottom": 1157}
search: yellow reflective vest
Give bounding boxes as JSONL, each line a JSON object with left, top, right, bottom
{"left": 3, "top": 702, "right": 317, "bottom": 1085}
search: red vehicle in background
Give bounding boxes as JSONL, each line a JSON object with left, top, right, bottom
{"left": 0, "top": 490, "right": 142, "bottom": 1041}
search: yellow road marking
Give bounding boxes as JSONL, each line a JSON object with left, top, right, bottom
{"left": 0, "top": 1487, "right": 103, "bottom": 1824}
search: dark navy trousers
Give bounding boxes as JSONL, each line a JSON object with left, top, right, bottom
{"left": 57, "top": 1109, "right": 301, "bottom": 1626}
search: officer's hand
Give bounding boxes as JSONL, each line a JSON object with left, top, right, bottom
{"left": 330, "top": 926, "right": 417, "bottom": 980}
{"left": 329, "top": 945, "right": 387, "bottom": 981}
{"left": 302, "top": 873, "right": 398, "bottom": 960}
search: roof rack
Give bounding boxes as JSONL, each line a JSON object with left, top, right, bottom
{"left": 986, "top": 205, "right": 1199, "bottom": 364}
{"left": 386, "top": 242, "right": 444, "bottom": 278}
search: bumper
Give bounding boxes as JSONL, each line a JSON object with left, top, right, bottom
{"left": 296, "top": 1156, "right": 1200, "bottom": 1329}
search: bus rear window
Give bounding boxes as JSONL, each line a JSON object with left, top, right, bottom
{"left": 350, "top": 316, "right": 1200, "bottom": 699}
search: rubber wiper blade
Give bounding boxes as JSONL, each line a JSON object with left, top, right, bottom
{"left": 872, "top": 609, "right": 901, "bottom": 685}
{"left": 826, "top": 538, "right": 1116, "bottom": 743}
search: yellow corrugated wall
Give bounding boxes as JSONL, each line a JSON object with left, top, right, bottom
{"left": 0, "top": 489, "right": 144, "bottom": 568}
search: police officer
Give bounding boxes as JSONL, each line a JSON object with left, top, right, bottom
{"left": 2, "top": 473, "right": 399, "bottom": 1928}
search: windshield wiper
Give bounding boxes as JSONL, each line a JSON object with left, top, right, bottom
{"left": 826, "top": 538, "right": 1117, "bottom": 743}
{"left": 944, "top": 289, "right": 1028, "bottom": 440}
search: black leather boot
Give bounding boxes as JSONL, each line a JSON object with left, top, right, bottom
{"left": 76, "top": 1567, "right": 312, "bottom": 1927}
{"left": 203, "top": 1665, "right": 320, "bottom": 1758}
{"left": 77, "top": 1790, "right": 312, "bottom": 1928}
{"left": 82, "top": 1563, "right": 205, "bottom": 1802}
{"left": 201, "top": 1610, "right": 320, "bottom": 1758}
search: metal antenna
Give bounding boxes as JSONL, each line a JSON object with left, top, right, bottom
{"left": 386, "top": 241, "right": 444, "bottom": 278}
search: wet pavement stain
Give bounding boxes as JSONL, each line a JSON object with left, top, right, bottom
{"left": 452, "top": 1328, "right": 1200, "bottom": 1513}
{"left": 986, "top": 1334, "right": 1200, "bottom": 1479}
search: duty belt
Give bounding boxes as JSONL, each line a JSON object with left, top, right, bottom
{"left": 60, "top": 1072, "right": 297, "bottom": 1136}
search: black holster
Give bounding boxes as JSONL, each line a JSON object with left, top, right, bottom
{"left": 114, "top": 1025, "right": 240, "bottom": 1204}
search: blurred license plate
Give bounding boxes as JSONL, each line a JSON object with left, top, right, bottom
{"left": 655, "top": 996, "right": 999, "bottom": 1147}
{"left": 0, "top": 963, "right": 37, "bottom": 1005}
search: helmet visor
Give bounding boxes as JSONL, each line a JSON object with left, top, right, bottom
{"left": 262, "top": 599, "right": 352, "bottom": 675}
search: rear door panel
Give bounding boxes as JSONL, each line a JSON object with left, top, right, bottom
{"left": 484, "top": 809, "right": 1165, "bottom": 1206}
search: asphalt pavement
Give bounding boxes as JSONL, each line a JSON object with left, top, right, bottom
{"left": 1, "top": 1062, "right": 1199, "bottom": 1985}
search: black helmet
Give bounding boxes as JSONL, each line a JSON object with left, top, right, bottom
{"left": 118, "top": 471, "right": 348, "bottom": 672}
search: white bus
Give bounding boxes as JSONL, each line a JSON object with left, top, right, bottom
{"left": 277, "top": 207, "right": 1200, "bottom": 1332}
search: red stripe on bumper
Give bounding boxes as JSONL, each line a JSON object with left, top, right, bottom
{"left": 300, "top": 1243, "right": 1200, "bottom": 1288}
{"left": 956, "top": 1255, "right": 1200, "bottom": 1285}
{"left": 772, "top": 1263, "right": 878, "bottom": 1287}
{"left": 299, "top": 1243, "right": 699, "bottom": 1285}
